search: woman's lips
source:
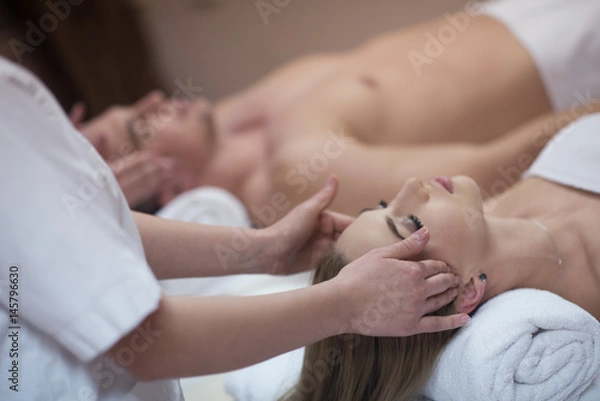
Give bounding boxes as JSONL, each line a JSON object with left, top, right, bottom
{"left": 433, "top": 176, "right": 454, "bottom": 193}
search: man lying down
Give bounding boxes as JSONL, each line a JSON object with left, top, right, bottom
{"left": 228, "top": 114, "right": 600, "bottom": 400}
{"left": 75, "top": 0, "right": 600, "bottom": 222}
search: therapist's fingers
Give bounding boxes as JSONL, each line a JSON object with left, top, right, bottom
{"left": 318, "top": 211, "right": 354, "bottom": 240}
{"left": 111, "top": 153, "right": 173, "bottom": 206}
{"left": 324, "top": 211, "right": 354, "bottom": 237}
{"left": 93, "top": 133, "right": 108, "bottom": 159}
{"left": 413, "top": 314, "right": 470, "bottom": 334}
{"left": 300, "top": 175, "right": 339, "bottom": 214}
{"left": 133, "top": 90, "right": 166, "bottom": 115}
{"left": 121, "top": 164, "right": 169, "bottom": 206}
{"left": 419, "top": 259, "right": 452, "bottom": 278}
{"left": 117, "top": 154, "right": 171, "bottom": 187}
{"left": 378, "top": 227, "right": 429, "bottom": 259}
{"left": 69, "top": 101, "right": 87, "bottom": 129}
{"left": 423, "top": 286, "right": 460, "bottom": 315}
{"left": 423, "top": 272, "right": 459, "bottom": 300}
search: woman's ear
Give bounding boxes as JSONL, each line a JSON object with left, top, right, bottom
{"left": 456, "top": 275, "right": 486, "bottom": 314}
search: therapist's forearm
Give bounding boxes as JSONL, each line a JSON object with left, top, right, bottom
{"left": 112, "top": 281, "right": 346, "bottom": 380}
{"left": 132, "top": 211, "right": 273, "bottom": 279}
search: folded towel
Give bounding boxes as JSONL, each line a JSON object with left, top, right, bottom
{"left": 225, "top": 289, "right": 600, "bottom": 401}
{"left": 157, "top": 186, "right": 252, "bottom": 227}
{"left": 424, "top": 289, "right": 600, "bottom": 401}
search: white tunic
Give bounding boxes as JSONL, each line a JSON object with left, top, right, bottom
{"left": 480, "top": 0, "right": 600, "bottom": 112}
{"left": 524, "top": 113, "right": 600, "bottom": 194}
{"left": 0, "top": 57, "right": 183, "bottom": 400}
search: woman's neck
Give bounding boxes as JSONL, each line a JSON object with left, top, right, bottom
{"left": 477, "top": 216, "right": 573, "bottom": 304}
{"left": 479, "top": 177, "right": 600, "bottom": 318}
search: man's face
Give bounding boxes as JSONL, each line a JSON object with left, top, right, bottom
{"left": 81, "top": 92, "right": 217, "bottom": 206}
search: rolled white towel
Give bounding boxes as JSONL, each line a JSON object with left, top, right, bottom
{"left": 225, "top": 289, "right": 600, "bottom": 401}
{"left": 156, "top": 186, "right": 252, "bottom": 227}
{"left": 424, "top": 289, "right": 600, "bottom": 401}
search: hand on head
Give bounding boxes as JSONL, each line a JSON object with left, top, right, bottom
{"left": 70, "top": 91, "right": 189, "bottom": 208}
{"left": 108, "top": 151, "right": 174, "bottom": 208}
{"left": 75, "top": 90, "right": 167, "bottom": 159}
{"left": 332, "top": 228, "right": 470, "bottom": 337}
{"left": 266, "top": 175, "right": 469, "bottom": 335}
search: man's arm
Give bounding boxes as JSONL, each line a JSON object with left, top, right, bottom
{"left": 109, "top": 229, "right": 469, "bottom": 380}
{"left": 289, "top": 102, "right": 600, "bottom": 217}
{"left": 286, "top": 135, "right": 488, "bottom": 216}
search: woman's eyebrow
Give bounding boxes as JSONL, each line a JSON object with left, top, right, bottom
{"left": 386, "top": 216, "right": 406, "bottom": 240}
{"left": 359, "top": 207, "right": 374, "bottom": 214}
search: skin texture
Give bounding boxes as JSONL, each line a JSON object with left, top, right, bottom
{"left": 78, "top": 17, "right": 550, "bottom": 216}
{"left": 108, "top": 179, "right": 469, "bottom": 380}
{"left": 79, "top": 14, "right": 600, "bottom": 221}
{"left": 336, "top": 175, "right": 600, "bottom": 319}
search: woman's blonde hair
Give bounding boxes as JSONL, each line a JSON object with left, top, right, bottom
{"left": 280, "top": 251, "right": 458, "bottom": 401}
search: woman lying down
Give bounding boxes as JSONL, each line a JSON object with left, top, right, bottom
{"left": 281, "top": 113, "right": 600, "bottom": 401}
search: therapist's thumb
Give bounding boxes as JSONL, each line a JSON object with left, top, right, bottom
{"left": 381, "top": 227, "right": 429, "bottom": 258}
{"left": 303, "top": 175, "right": 338, "bottom": 212}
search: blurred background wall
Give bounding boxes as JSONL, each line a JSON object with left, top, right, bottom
{"left": 137, "top": 0, "right": 467, "bottom": 100}
{"left": 0, "top": 0, "right": 161, "bottom": 116}
{"left": 0, "top": 0, "right": 467, "bottom": 116}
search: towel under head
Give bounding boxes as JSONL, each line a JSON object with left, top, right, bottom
{"left": 226, "top": 289, "right": 600, "bottom": 401}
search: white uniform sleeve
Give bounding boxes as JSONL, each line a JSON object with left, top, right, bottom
{"left": 0, "top": 59, "right": 161, "bottom": 362}
{"left": 479, "top": 0, "right": 600, "bottom": 111}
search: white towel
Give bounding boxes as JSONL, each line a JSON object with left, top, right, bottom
{"left": 157, "top": 186, "right": 252, "bottom": 227}
{"left": 225, "top": 289, "right": 600, "bottom": 401}
{"left": 424, "top": 289, "right": 600, "bottom": 401}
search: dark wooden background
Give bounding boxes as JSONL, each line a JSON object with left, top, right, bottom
{"left": 0, "top": 0, "right": 161, "bottom": 117}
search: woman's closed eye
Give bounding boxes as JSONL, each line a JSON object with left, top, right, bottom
{"left": 386, "top": 214, "right": 424, "bottom": 240}
{"left": 358, "top": 201, "right": 423, "bottom": 239}
{"left": 408, "top": 214, "right": 423, "bottom": 230}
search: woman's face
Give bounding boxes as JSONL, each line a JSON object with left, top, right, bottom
{"left": 336, "top": 176, "right": 489, "bottom": 276}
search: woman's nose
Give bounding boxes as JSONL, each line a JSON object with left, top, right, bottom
{"left": 390, "top": 177, "right": 430, "bottom": 211}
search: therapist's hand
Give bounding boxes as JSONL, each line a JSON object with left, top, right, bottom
{"left": 333, "top": 227, "right": 470, "bottom": 336}
{"left": 266, "top": 176, "right": 353, "bottom": 275}
{"left": 109, "top": 151, "right": 174, "bottom": 207}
